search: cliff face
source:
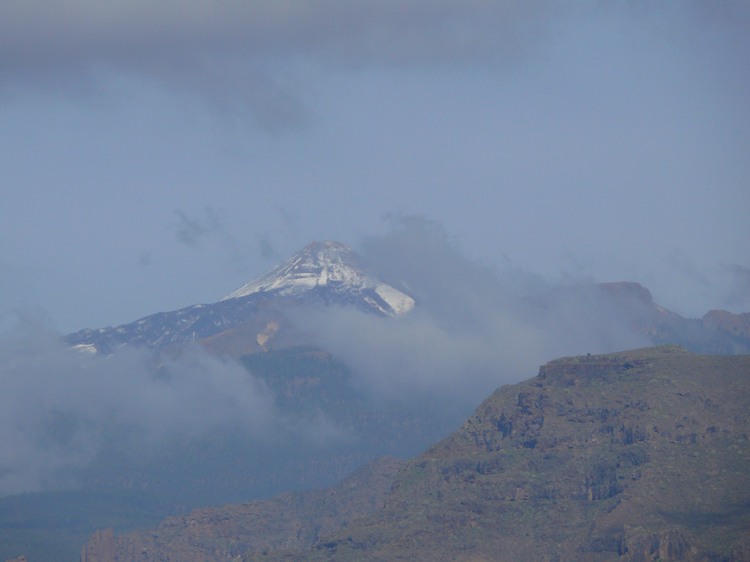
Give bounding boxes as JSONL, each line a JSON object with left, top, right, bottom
{"left": 82, "top": 347, "right": 750, "bottom": 561}
{"left": 702, "top": 310, "right": 750, "bottom": 346}
{"left": 290, "top": 347, "right": 750, "bottom": 561}
{"left": 81, "top": 456, "right": 404, "bottom": 561}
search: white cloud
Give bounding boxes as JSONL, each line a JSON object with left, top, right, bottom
{"left": 0, "top": 311, "right": 274, "bottom": 495}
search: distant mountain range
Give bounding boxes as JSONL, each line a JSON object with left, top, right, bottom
{"left": 523, "top": 280, "right": 750, "bottom": 354}
{"left": 64, "top": 241, "right": 414, "bottom": 356}
{"left": 65, "top": 240, "right": 750, "bottom": 357}
{"left": 82, "top": 346, "right": 750, "bottom": 561}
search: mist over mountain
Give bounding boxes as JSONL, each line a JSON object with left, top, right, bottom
{"left": 305, "top": 347, "right": 750, "bottom": 561}
{"left": 1, "top": 2, "right": 748, "bottom": 560}
{"left": 0, "top": 313, "right": 275, "bottom": 498}
{"left": 82, "top": 347, "right": 750, "bottom": 561}
{"left": 291, "top": 219, "right": 749, "bottom": 405}
{"left": 1, "top": 221, "right": 749, "bottom": 561}
{"left": 4, "top": 219, "right": 749, "bottom": 500}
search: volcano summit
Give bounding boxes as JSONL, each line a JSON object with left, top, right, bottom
{"left": 223, "top": 241, "right": 414, "bottom": 316}
{"left": 65, "top": 241, "right": 414, "bottom": 355}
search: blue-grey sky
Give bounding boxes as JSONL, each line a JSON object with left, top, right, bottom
{"left": 1, "top": 1, "right": 749, "bottom": 333}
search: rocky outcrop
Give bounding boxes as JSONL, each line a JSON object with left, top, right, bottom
{"left": 81, "top": 529, "right": 116, "bottom": 562}
{"left": 524, "top": 282, "right": 750, "bottom": 354}
{"left": 703, "top": 309, "right": 750, "bottom": 337}
{"left": 702, "top": 309, "right": 750, "bottom": 353}
{"left": 282, "top": 347, "right": 750, "bottom": 561}
{"left": 598, "top": 281, "right": 655, "bottom": 303}
{"left": 81, "top": 347, "right": 750, "bottom": 561}
{"left": 622, "top": 529, "right": 707, "bottom": 562}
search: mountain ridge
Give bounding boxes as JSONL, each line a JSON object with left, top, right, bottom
{"left": 80, "top": 346, "right": 750, "bottom": 561}
{"left": 221, "top": 240, "right": 415, "bottom": 317}
{"left": 64, "top": 240, "right": 750, "bottom": 357}
{"left": 64, "top": 241, "right": 415, "bottom": 355}
{"left": 306, "top": 346, "right": 749, "bottom": 561}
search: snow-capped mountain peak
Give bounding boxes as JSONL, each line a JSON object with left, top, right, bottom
{"left": 222, "top": 241, "right": 415, "bottom": 317}
{"left": 222, "top": 241, "right": 364, "bottom": 300}
{"left": 65, "top": 241, "right": 415, "bottom": 355}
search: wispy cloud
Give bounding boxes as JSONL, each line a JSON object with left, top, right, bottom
{"left": 257, "top": 233, "right": 277, "bottom": 260}
{"left": 720, "top": 263, "right": 750, "bottom": 311}
{"left": 173, "top": 207, "right": 221, "bottom": 247}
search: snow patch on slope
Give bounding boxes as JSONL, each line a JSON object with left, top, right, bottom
{"left": 375, "top": 284, "right": 415, "bottom": 316}
{"left": 222, "top": 241, "right": 414, "bottom": 317}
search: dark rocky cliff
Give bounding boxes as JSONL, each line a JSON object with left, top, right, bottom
{"left": 82, "top": 346, "right": 750, "bottom": 561}
{"left": 281, "top": 346, "right": 750, "bottom": 561}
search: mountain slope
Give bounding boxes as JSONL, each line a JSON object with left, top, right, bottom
{"left": 64, "top": 241, "right": 414, "bottom": 355}
{"left": 267, "top": 346, "right": 750, "bottom": 561}
{"left": 222, "top": 240, "right": 415, "bottom": 316}
{"left": 63, "top": 236, "right": 750, "bottom": 358}
{"left": 81, "top": 456, "right": 405, "bottom": 561}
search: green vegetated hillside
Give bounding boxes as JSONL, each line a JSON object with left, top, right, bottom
{"left": 284, "top": 346, "right": 750, "bottom": 562}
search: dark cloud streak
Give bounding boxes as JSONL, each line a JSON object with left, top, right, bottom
{"left": 174, "top": 207, "right": 221, "bottom": 247}
{"left": 0, "top": 1, "right": 555, "bottom": 126}
{"left": 3, "top": 2, "right": 745, "bottom": 85}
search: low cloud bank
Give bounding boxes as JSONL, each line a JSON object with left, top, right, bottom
{"left": 294, "top": 218, "right": 649, "bottom": 409}
{"left": 0, "top": 219, "right": 711, "bottom": 496}
{"left": 0, "top": 312, "right": 274, "bottom": 496}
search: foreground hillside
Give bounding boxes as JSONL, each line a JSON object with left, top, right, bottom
{"left": 82, "top": 346, "right": 750, "bottom": 561}
{"left": 293, "top": 346, "right": 750, "bottom": 561}
{"left": 81, "top": 457, "right": 404, "bottom": 561}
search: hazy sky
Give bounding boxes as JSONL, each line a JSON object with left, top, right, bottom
{"left": 1, "top": 0, "right": 749, "bottom": 498}
{"left": 1, "top": 1, "right": 749, "bottom": 333}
